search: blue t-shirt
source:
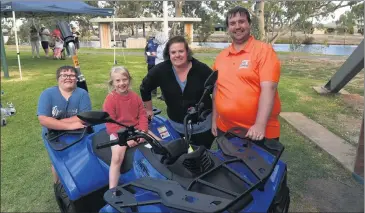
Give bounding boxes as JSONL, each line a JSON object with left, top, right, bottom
{"left": 37, "top": 86, "right": 92, "bottom": 136}
{"left": 146, "top": 38, "right": 159, "bottom": 65}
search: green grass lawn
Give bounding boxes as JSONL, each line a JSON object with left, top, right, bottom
{"left": 1, "top": 50, "right": 363, "bottom": 212}
{"left": 5, "top": 45, "right": 330, "bottom": 56}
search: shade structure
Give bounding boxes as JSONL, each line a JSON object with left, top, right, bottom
{"left": 1, "top": 1, "right": 113, "bottom": 79}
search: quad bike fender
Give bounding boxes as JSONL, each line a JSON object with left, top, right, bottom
{"left": 44, "top": 125, "right": 109, "bottom": 201}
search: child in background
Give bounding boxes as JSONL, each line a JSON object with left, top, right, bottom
{"left": 103, "top": 66, "right": 148, "bottom": 189}
{"left": 53, "top": 36, "right": 64, "bottom": 59}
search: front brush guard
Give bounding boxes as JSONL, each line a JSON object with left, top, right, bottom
{"left": 103, "top": 127, "right": 285, "bottom": 213}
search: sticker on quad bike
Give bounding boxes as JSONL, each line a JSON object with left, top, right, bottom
{"left": 157, "top": 126, "right": 170, "bottom": 139}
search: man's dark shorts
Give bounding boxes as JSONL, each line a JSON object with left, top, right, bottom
{"left": 41, "top": 41, "right": 49, "bottom": 49}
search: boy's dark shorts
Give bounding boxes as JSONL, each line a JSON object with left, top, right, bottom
{"left": 41, "top": 41, "right": 49, "bottom": 49}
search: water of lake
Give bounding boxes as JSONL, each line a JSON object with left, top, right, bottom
{"left": 79, "top": 41, "right": 357, "bottom": 56}
{"left": 4, "top": 35, "right": 358, "bottom": 56}
{"left": 192, "top": 42, "right": 358, "bottom": 56}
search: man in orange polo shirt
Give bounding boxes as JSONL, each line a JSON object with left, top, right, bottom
{"left": 212, "top": 6, "right": 281, "bottom": 141}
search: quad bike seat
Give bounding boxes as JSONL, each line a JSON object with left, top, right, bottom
{"left": 92, "top": 129, "right": 139, "bottom": 174}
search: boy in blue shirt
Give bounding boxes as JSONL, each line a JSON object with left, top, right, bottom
{"left": 37, "top": 65, "right": 92, "bottom": 184}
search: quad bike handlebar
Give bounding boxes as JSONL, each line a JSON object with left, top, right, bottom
{"left": 182, "top": 71, "right": 217, "bottom": 144}
{"left": 95, "top": 128, "right": 168, "bottom": 155}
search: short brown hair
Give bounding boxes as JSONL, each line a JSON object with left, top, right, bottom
{"left": 225, "top": 6, "right": 251, "bottom": 26}
{"left": 56, "top": 65, "right": 77, "bottom": 80}
{"left": 163, "top": 36, "right": 193, "bottom": 61}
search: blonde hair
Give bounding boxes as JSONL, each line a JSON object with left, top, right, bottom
{"left": 107, "top": 66, "right": 133, "bottom": 93}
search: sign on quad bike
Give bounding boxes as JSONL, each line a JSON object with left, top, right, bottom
{"left": 42, "top": 55, "right": 290, "bottom": 212}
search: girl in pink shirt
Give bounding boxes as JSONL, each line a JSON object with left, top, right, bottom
{"left": 103, "top": 66, "right": 148, "bottom": 189}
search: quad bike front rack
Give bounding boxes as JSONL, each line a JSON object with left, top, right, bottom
{"left": 103, "top": 127, "right": 285, "bottom": 213}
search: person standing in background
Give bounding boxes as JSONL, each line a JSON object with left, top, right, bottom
{"left": 39, "top": 24, "right": 50, "bottom": 58}
{"left": 30, "top": 25, "right": 40, "bottom": 58}
{"left": 144, "top": 35, "right": 158, "bottom": 96}
{"left": 153, "top": 32, "right": 169, "bottom": 101}
{"left": 72, "top": 26, "right": 81, "bottom": 54}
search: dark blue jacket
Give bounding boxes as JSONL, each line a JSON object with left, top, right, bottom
{"left": 145, "top": 38, "right": 159, "bottom": 65}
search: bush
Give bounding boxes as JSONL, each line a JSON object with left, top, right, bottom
{"left": 302, "top": 36, "right": 315, "bottom": 44}
{"left": 6, "top": 34, "right": 15, "bottom": 45}
{"left": 336, "top": 26, "right": 354, "bottom": 34}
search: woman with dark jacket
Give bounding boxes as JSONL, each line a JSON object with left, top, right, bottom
{"left": 140, "top": 35, "right": 215, "bottom": 149}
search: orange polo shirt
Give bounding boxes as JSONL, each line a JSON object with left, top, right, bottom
{"left": 212, "top": 36, "right": 281, "bottom": 138}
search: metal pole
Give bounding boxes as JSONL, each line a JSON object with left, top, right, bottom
{"left": 113, "top": 5, "right": 116, "bottom": 64}
{"left": 163, "top": 0, "right": 168, "bottom": 37}
{"left": 1, "top": 29, "right": 9, "bottom": 78}
{"left": 12, "top": 11, "right": 22, "bottom": 80}
{"left": 323, "top": 39, "right": 364, "bottom": 93}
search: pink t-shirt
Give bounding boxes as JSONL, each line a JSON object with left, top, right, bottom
{"left": 103, "top": 90, "right": 148, "bottom": 137}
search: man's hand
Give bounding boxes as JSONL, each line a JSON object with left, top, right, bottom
{"left": 127, "top": 140, "right": 139, "bottom": 147}
{"left": 245, "top": 123, "right": 266, "bottom": 141}
{"left": 211, "top": 120, "right": 217, "bottom": 137}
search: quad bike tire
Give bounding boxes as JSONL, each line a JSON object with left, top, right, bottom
{"left": 54, "top": 182, "right": 77, "bottom": 213}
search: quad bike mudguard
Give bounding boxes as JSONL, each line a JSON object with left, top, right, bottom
{"left": 44, "top": 124, "right": 109, "bottom": 201}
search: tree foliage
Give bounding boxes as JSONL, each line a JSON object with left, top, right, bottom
{"left": 10, "top": 1, "right": 361, "bottom": 44}
{"left": 337, "top": 11, "right": 356, "bottom": 34}
{"left": 351, "top": 2, "right": 364, "bottom": 19}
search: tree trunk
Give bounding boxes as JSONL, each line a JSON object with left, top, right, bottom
{"left": 131, "top": 24, "right": 134, "bottom": 36}
{"left": 143, "top": 22, "right": 145, "bottom": 37}
{"left": 270, "top": 31, "right": 282, "bottom": 44}
{"left": 172, "top": 0, "right": 184, "bottom": 36}
{"left": 255, "top": 1, "right": 265, "bottom": 41}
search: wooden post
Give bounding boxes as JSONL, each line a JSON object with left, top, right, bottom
{"left": 353, "top": 111, "right": 364, "bottom": 182}
{"left": 99, "top": 23, "right": 111, "bottom": 49}
{"left": 184, "top": 23, "right": 193, "bottom": 44}
{"left": 143, "top": 22, "right": 146, "bottom": 37}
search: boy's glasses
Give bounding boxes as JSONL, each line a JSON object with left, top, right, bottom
{"left": 59, "top": 74, "right": 77, "bottom": 80}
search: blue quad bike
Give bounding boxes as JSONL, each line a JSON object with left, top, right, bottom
{"left": 44, "top": 72, "right": 290, "bottom": 213}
